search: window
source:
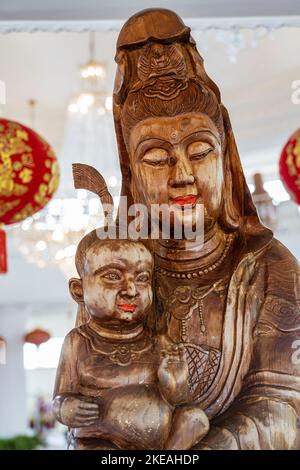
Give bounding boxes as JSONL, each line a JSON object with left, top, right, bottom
{"left": 23, "top": 337, "right": 64, "bottom": 370}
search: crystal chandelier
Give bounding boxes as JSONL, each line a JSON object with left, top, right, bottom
{"left": 67, "top": 34, "right": 112, "bottom": 117}
{"left": 14, "top": 196, "right": 121, "bottom": 279}
{"left": 12, "top": 33, "right": 120, "bottom": 278}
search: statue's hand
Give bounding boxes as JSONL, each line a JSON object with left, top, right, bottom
{"left": 158, "top": 343, "right": 190, "bottom": 406}
{"left": 59, "top": 396, "right": 100, "bottom": 428}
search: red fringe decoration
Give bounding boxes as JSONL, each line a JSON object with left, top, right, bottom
{"left": 0, "top": 228, "right": 7, "bottom": 273}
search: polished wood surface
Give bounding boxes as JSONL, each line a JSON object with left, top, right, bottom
{"left": 53, "top": 8, "right": 300, "bottom": 450}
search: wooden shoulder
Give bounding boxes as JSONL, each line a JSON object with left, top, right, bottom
{"left": 257, "top": 238, "right": 300, "bottom": 333}
{"left": 61, "top": 327, "right": 86, "bottom": 354}
{"left": 263, "top": 238, "right": 299, "bottom": 300}
{"left": 266, "top": 238, "right": 299, "bottom": 269}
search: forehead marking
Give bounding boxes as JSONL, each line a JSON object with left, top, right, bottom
{"left": 170, "top": 129, "right": 179, "bottom": 142}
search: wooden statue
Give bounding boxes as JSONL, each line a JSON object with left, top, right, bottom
{"left": 54, "top": 8, "right": 300, "bottom": 450}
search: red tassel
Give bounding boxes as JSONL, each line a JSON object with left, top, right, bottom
{"left": 0, "top": 227, "right": 7, "bottom": 273}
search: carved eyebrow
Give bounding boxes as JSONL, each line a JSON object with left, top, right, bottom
{"left": 136, "top": 258, "right": 153, "bottom": 265}
{"left": 136, "top": 268, "right": 152, "bottom": 274}
{"left": 93, "top": 262, "right": 126, "bottom": 276}
{"left": 135, "top": 138, "right": 170, "bottom": 157}
{"left": 135, "top": 263, "right": 153, "bottom": 272}
{"left": 181, "top": 130, "right": 221, "bottom": 146}
{"left": 135, "top": 130, "right": 220, "bottom": 155}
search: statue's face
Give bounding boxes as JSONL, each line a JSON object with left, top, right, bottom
{"left": 128, "top": 112, "right": 223, "bottom": 234}
{"left": 82, "top": 241, "right": 153, "bottom": 326}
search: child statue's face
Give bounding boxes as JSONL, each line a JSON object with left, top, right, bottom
{"left": 81, "top": 241, "right": 153, "bottom": 326}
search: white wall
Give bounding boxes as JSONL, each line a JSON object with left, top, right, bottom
{"left": 0, "top": 306, "right": 28, "bottom": 437}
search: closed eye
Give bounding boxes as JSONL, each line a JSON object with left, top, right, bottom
{"left": 189, "top": 148, "right": 213, "bottom": 161}
{"left": 142, "top": 159, "right": 168, "bottom": 167}
{"left": 187, "top": 141, "right": 214, "bottom": 162}
{"left": 141, "top": 148, "right": 169, "bottom": 167}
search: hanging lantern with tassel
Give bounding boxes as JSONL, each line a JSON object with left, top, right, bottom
{"left": 24, "top": 329, "right": 50, "bottom": 347}
{"left": 0, "top": 227, "right": 7, "bottom": 273}
{"left": 0, "top": 118, "right": 60, "bottom": 273}
{"left": 279, "top": 128, "right": 300, "bottom": 205}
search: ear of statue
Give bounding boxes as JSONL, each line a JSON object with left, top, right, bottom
{"left": 219, "top": 132, "right": 240, "bottom": 230}
{"left": 114, "top": 106, "right": 135, "bottom": 227}
{"left": 69, "top": 278, "right": 84, "bottom": 304}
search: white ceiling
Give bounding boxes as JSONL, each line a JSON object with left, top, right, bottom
{"left": 1, "top": 0, "right": 300, "bottom": 21}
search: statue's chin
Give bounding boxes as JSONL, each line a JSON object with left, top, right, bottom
{"left": 163, "top": 209, "right": 214, "bottom": 241}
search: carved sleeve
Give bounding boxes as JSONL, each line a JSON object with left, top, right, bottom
{"left": 196, "top": 241, "right": 300, "bottom": 450}
{"left": 195, "top": 396, "right": 300, "bottom": 449}
{"left": 53, "top": 329, "right": 81, "bottom": 398}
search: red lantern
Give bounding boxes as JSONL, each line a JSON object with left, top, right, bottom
{"left": 24, "top": 329, "right": 50, "bottom": 347}
{"left": 279, "top": 129, "right": 300, "bottom": 205}
{"left": 0, "top": 118, "right": 59, "bottom": 273}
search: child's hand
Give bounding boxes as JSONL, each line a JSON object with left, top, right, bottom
{"left": 158, "top": 342, "right": 190, "bottom": 406}
{"left": 60, "top": 397, "right": 100, "bottom": 428}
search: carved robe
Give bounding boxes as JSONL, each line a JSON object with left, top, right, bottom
{"left": 154, "top": 234, "right": 300, "bottom": 449}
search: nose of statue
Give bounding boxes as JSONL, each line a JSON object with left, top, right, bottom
{"left": 169, "top": 158, "right": 195, "bottom": 188}
{"left": 120, "top": 280, "right": 137, "bottom": 298}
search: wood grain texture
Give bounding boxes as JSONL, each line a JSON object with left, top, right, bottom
{"left": 53, "top": 8, "right": 300, "bottom": 450}
{"left": 72, "top": 163, "right": 114, "bottom": 209}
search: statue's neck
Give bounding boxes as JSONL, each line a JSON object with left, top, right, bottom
{"left": 88, "top": 316, "right": 145, "bottom": 341}
{"left": 154, "top": 225, "right": 232, "bottom": 271}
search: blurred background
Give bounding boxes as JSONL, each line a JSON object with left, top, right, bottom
{"left": 0, "top": 0, "right": 300, "bottom": 449}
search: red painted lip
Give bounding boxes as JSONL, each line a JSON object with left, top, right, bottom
{"left": 117, "top": 304, "right": 137, "bottom": 313}
{"left": 171, "top": 195, "right": 197, "bottom": 206}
